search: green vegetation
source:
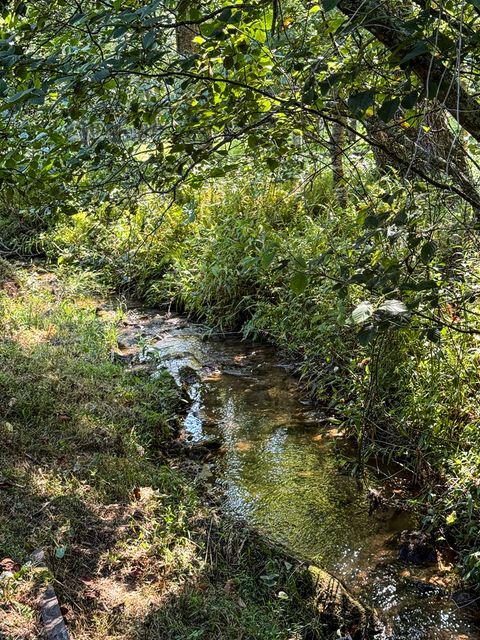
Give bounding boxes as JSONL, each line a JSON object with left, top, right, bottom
{"left": 1, "top": 0, "right": 480, "bottom": 634}
{"left": 0, "top": 267, "right": 343, "bottom": 639}
{"left": 42, "top": 172, "right": 480, "bottom": 582}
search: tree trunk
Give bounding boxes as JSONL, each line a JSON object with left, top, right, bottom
{"left": 363, "top": 101, "right": 480, "bottom": 212}
{"left": 336, "top": 0, "right": 480, "bottom": 143}
{"left": 329, "top": 118, "right": 348, "bottom": 208}
{"left": 176, "top": 0, "right": 199, "bottom": 55}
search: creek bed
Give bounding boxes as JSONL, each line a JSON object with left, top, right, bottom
{"left": 118, "top": 307, "right": 480, "bottom": 640}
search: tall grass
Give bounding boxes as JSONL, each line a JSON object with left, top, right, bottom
{"left": 43, "top": 172, "right": 480, "bottom": 582}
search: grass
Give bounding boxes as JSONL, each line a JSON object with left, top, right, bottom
{"left": 0, "top": 264, "right": 348, "bottom": 640}
{"left": 40, "top": 174, "right": 480, "bottom": 583}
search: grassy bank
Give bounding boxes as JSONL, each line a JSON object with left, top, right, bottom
{"left": 0, "top": 263, "right": 368, "bottom": 640}
{"left": 42, "top": 175, "right": 480, "bottom": 584}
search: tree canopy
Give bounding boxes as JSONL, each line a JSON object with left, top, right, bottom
{"left": 1, "top": 1, "right": 479, "bottom": 203}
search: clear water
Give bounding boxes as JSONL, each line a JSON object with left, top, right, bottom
{"left": 120, "top": 309, "right": 480, "bottom": 639}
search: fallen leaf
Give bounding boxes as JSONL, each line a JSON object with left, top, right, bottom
{"left": 0, "top": 558, "right": 20, "bottom": 572}
{"left": 60, "top": 604, "right": 72, "bottom": 620}
{"left": 83, "top": 587, "right": 100, "bottom": 600}
{"left": 224, "top": 579, "right": 236, "bottom": 594}
{"left": 237, "top": 597, "right": 247, "bottom": 608}
{"left": 234, "top": 441, "right": 252, "bottom": 452}
{"left": 201, "top": 371, "right": 222, "bottom": 382}
{"left": 133, "top": 486, "right": 141, "bottom": 501}
{"left": 327, "top": 428, "right": 344, "bottom": 438}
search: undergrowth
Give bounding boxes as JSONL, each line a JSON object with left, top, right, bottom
{"left": 0, "top": 265, "right": 336, "bottom": 640}
{"left": 42, "top": 173, "right": 480, "bottom": 584}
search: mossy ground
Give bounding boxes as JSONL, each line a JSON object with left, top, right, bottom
{"left": 0, "top": 265, "right": 328, "bottom": 640}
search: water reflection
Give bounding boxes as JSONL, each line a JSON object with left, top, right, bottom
{"left": 144, "top": 320, "right": 479, "bottom": 640}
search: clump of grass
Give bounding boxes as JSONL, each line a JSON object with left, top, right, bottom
{"left": 0, "top": 266, "right": 186, "bottom": 637}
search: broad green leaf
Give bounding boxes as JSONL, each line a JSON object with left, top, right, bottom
{"left": 420, "top": 240, "right": 437, "bottom": 264}
{"left": 219, "top": 8, "right": 233, "bottom": 22}
{"left": 289, "top": 272, "right": 309, "bottom": 294}
{"left": 407, "top": 280, "right": 437, "bottom": 291}
{"left": 223, "top": 55, "right": 234, "bottom": 70}
{"left": 294, "top": 255, "right": 307, "bottom": 269}
{"left": 351, "top": 301, "right": 373, "bottom": 324}
{"left": 322, "top": 0, "right": 340, "bottom": 10}
{"left": 399, "top": 41, "right": 429, "bottom": 65}
{"left": 402, "top": 91, "right": 418, "bottom": 109}
{"left": 5, "top": 87, "right": 34, "bottom": 104}
{"left": 377, "top": 299, "right": 408, "bottom": 316}
{"left": 358, "top": 325, "right": 377, "bottom": 346}
{"left": 261, "top": 249, "right": 277, "bottom": 269}
{"left": 142, "top": 30, "right": 156, "bottom": 50}
{"left": 378, "top": 98, "right": 400, "bottom": 123}
{"left": 348, "top": 90, "right": 375, "bottom": 116}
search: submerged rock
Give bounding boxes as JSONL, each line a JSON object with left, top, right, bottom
{"left": 306, "top": 566, "right": 380, "bottom": 639}
{"left": 184, "top": 444, "right": 210, "bottom": 459}
{"left": 178, "top": 364, "right": 201, "bottom": 384}
{"left": 397, "top": 530, "right": 438, "bottom": 565}
{"left": 181, "top": 438, "right": 224, "bottom": 460}
{"left": 451, "top": 591, "right": 478, "bottom": 607}
{"left": 406, "top": 578, "right": 446, "bottom": 597}
{"left": 199, "top": 437, "right": 223, "bottom": 450}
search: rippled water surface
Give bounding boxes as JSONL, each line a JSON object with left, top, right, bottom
{"left": 120, "top": 308, "right": 480, "bottom": 639}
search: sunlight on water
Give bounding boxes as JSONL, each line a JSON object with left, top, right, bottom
{"left": 139, "top": 312, "right": 480, "bottom": 640}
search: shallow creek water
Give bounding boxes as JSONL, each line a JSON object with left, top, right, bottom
{"left": 117, "top": 308, "right": 480, "bottom": 640}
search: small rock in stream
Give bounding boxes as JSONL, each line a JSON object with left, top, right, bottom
{"left": 198, "top": 437, "right": 223, "bottom": 451}
{"left": 397, "top": 530, "right": 438, "bottom": 565}
{"left": 187, "top": 448, "right": 213, "bottom": 460}
{"left": 196, "top": 463, "right": 214, "bottom": 482}
{"left": 406, "top": 578, "right": 446, "bottom": 597}
{"left": 178, "top": 364, "right": 200, "bottom": 384}
{"left": 181, "top": 439, "right": 223, "bottom": 460}
{"left": 451, "top": 591, "right": 479, "bottom": 607}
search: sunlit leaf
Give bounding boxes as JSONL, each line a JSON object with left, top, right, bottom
{"left": 351, "top": 301, "right": 373, "bottom": 324}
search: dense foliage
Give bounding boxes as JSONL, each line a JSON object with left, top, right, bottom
{"left": 2, "top": 0, "right": 480, "bottom": 586}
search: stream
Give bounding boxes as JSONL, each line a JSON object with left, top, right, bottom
{"left": 116, "top": 306, "right": 480, "bottom": 640}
